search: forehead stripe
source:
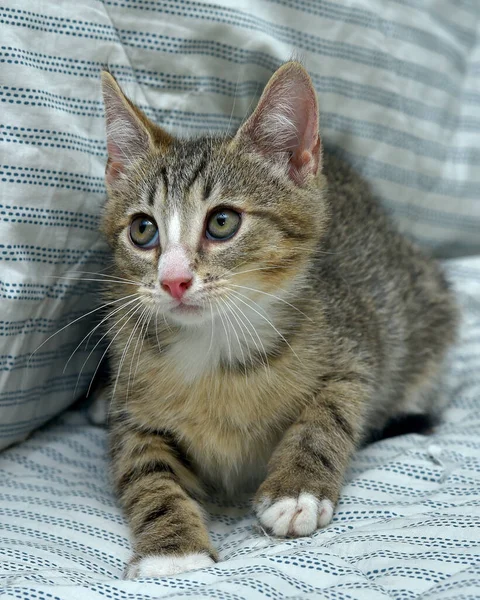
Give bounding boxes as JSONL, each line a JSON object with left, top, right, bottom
{"left": 186, "top": 155, "right": 207, "bottom": 190}
{"left": 160, "top": 167, "right": 169, "bottom": 197}
{"left": 204, "top": 176, "right": 213, "bottom": 200}
{"left": 147, "top": 179, "right": 157, "bottom": 207}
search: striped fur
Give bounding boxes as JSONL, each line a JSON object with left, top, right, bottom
{"left": 101, "top": 63, "right": 458, "bottom": 577}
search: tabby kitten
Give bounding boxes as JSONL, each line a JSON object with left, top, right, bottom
{"left": 100, "top": 62, "right": 457, "bottom": 578}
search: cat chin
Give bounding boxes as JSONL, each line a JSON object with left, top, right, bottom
{"left": 165, "top": 306, "right": 211, "bottom": 327}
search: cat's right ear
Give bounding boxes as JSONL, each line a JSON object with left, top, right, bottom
{"left": 101, "top": 71, "right": 172, "bottom": 187}
{"left": 233, "top": 61, "right": 321, "bottom": 186}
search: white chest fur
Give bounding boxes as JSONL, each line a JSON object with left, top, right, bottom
{"left": 164, "top": 308, "right": 280, "bottom": 384}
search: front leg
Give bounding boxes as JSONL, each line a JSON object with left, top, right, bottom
{"left": 255, "top": 378, "right": 367, "bottom": 537}
{"left": 109, "top": 412, "right": 216, "bottom": 578}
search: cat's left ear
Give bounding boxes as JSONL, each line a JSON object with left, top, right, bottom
{"left": 101, "top": 71, "right": 172, "bottom": 187}
{"left": 235, "top": 61, "right": 321, "bottom": 185}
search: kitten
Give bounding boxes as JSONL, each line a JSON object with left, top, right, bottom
{"left": 100, "top": 62, "right": 457, "bottom": 578}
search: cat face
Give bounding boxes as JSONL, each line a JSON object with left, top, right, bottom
{"left": 101, "top": 63, "right": 328, "bottom": 329}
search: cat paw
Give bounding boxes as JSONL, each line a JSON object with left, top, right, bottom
{"left": 256, "top": 492, "right": 334, "bottom": 537}
{"left": 86, "top": 385, "right": 109, "bottom": 426}
{"left": 124, "top": 552, "right": 215, "bottom": 578}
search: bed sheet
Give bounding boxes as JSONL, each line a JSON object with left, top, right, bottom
{"left": 0, "top": 258, "right": 479, "bottom": 600}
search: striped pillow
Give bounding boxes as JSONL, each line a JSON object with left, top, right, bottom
{"left": 1, "top": 0, "right": 478, "bottom": 448}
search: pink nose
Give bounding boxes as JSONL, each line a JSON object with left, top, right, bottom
{"left": 161, "top": 276, "right": 193, "bottom": 300}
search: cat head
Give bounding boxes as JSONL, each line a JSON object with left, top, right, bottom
{"left": 101, "top": 62, "right": 328, "bottom": 330}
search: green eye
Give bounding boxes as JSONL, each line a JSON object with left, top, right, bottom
{"left": 129, "top": 215, "right": 159, "bottom": 249}
{"left": 206, "top": 209, "right": 241, "bottom": 241}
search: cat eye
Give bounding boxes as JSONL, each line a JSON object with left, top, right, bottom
{"left": 129, "top": 215, "right": 159, "bottom": 249}
{"left": 206, "top": 209, "right": 241, "bottom": 241}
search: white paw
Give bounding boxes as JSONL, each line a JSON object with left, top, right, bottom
{"left": 124, "top": 552, "right": 215, "bottom": 579}
{"left": 256, "top": 492, "right": 334, "bottom": 537}
{"left": 87, "top": 386, "right": 109, "bottom": 426}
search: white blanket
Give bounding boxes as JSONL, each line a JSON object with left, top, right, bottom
{"left": 0, "top": 259, "right": 478, "bottom": 599}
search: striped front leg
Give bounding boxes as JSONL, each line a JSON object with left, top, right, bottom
{"left": 109, "top": 414, "right": 216, "bottom": 578}
{"left": 254, "top": 377, "right": 367, "bottom": 537}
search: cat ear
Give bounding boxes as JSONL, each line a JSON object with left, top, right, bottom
{"left": 236, "top": 62, "right": 321, "bottom": 185}
{"left": 101, "top": 71, "right": 172, "bottom": 186}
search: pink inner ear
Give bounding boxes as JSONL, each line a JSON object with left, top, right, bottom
{"left": 105, "top": 140, "right": 126, "bottom": 185}
{"left": 288, "top": 94, "right": 321, "bottom": 184}
{"left": 106, "top": 160, "right": 124, "bottom": 186}
{"left": 240, "top": 63, "right": 322, "bottom": 185}
{"left": 289, "top": 117, "right": 321, "bottom": 184}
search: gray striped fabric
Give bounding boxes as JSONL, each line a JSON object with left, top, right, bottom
{"left": 0, "top": 257, "right": 478, "bottom": 598}
{"left": 0, "top": 2, "right": 479, "bottom": 444}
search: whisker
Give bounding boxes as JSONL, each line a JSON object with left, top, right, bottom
{"left": 218, "top": 259, "right": 253, "bottom": 279}
{"left": 85, "top": 302, "right": 144, "bottom": 409}
{"left": 210, "top": 76, "right": 241, "bottom": 183}
{"left": 154, "top": 307, "right": 163, "bottom": 354}
{"left": 219, "top": 297, "right": 246, "bottom": 376}
{"left": 126, "top": 306, "right": 150, "bottom": 402}
{"left": 44, "top": 276, "right": 141, "bottom": 287}
{"left": 207, "top": 300, "right": 215, "bottom": 358}
{"left": 216, "top": 301, "right": 232, "bottom": 365}
{"left": 222, "top": 297, "right": 253, "bottom": 372}
{"left": 227, "top": 265, "right": 284, "bottom": 278}
{"left": 223, "top": 292, "right": 270, "bottom": 378}
{"left": 218, "top": 259, "right": 304, "bottom": 282}
{"left": 79, "top": 300, "right": 142, "bottom": 399}
{"left": 219, "top": 248, "right": 338, "bottom": 284}
{"left": 112, "top": 305, "right": 145, "bottom": 399}
{"left": 227, "top": 283, "right": 313, "bottom": 322}
{"left": 243, "top": 76, "right": 262, "bottom": 122}
{"left": 29, "top": 292, "right": 142, "bottom": 361}
{"left": 133, "top": 308, "right": 153, "bottom": 383}
{"left": 227, "top": 289, "right": 303, "bottom": 366}
{"left": 163, "top": 313, "right": 172, "bottom": 332}
{"left": 46, "top": 270, "right": 142, "bottom": 285}
{"left": 226, "top": 69, "right": 241, "bottom": 137}
{"left": 63, "top": 294, "right": 142, "bottom": 374}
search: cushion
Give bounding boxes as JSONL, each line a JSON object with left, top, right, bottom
{"left": 0, "top": 258, "right": 478, "bottom": 598}
{"left": 1, "top": 1, "right": 479, "bottom": 447}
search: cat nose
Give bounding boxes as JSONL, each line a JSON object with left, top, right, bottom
{"left": 161, "top": 276, "right": 193, "bottom": 300}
